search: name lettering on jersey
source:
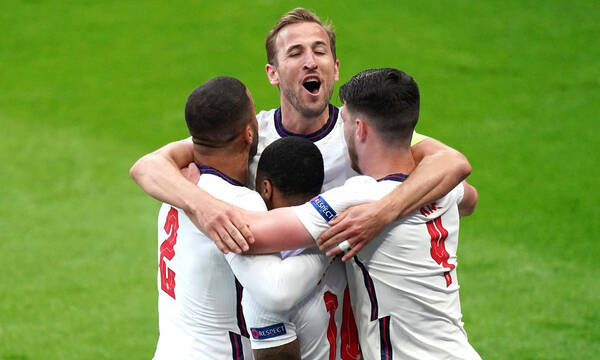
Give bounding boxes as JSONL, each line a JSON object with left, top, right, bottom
{"left": 310, "top": 196, "right": 337, "bottom": 222}
{"left": 419, "top": 202, "right": 442, "bottom": 217}
{"left": 250, "top": 323, "right": 287, "bottom": 340}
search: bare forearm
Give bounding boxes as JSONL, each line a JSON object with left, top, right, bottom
{"left": 245, "top": 208, "right": 315, "bottom": 254}
{"left": 129, "top": 138, "right": 202, "bottom": 211}
{"left": 130, "top": 139, "right": 256, "bottom": 253}
{"left": 130, "top": 153, "right": 201, "bottom": 210}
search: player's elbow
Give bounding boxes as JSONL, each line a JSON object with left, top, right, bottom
{"left": 129, "top": 155, "right": 151, "bottom": 184}
{"left": 452, "top": 150, "right": 472, "bottom": 181}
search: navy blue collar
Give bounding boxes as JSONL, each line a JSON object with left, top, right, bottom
{"left": 274, "top": 104, "right": 339, "bottom": 142}
{"left": 195, "top": 165, "right": 245, "bottom": 187}
{"left": 377, "top": 173, "right": 408, "bottom": 182}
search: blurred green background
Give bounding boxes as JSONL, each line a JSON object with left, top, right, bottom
{"left": 1, "top": 0, "right": 599, "bottom": 358}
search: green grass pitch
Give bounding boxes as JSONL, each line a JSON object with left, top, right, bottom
{"left": 1, "top": 0, "right": 599, "bottom": 359}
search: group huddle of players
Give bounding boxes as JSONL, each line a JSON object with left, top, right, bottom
{"left": 131, "top": 7, "right": 481, "bottom": 360}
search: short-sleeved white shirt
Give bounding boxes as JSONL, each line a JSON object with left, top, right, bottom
{"left": 293, "top": 176, "right": 481, "bottom": 360}
{"left": 243, "top": 105, "right": 429, "bottom": 359}
{"left": 244, "top": 105, "right": 359, "bottom": 359}
{"left": 153, "top": 167, "right": 265, "bottom": 360}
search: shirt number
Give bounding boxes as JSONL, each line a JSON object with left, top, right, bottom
{"left": 160, "top": 207, "right": 178, "bottom": 299}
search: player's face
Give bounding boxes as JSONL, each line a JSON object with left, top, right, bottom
{"left": 341, "top": 106, "right": 361, "bottom": 174}
{"left": 267, "top": 22, "right": 340, "bottom": 119}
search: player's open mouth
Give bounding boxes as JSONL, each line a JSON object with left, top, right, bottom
{"left": 303, "top": 77, "right": 321, "bottom": 95}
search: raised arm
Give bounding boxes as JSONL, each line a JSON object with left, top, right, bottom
{"left": 317, "top": 137, "right": 471, "bottom": 260}
{"left": 130, "top": 138, "right": 196, "bottom": 206}
{"left": 129, "top": 138, "right": 254, "bottom": 253}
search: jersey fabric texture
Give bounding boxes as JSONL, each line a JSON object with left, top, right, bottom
{"left": 293, "top": 176, "right": 481, "bottom": 360}
{"left": 244, "top": 105, "right": 357, "bottom": 359}
{"left": 243, "top": 105, "right": 429, "bottom": 359}
{"left": 153, "top": 167, "right": 265, "bottom": 360}
{"left": 227, "top": 247, "right": 331, "bottom": 351}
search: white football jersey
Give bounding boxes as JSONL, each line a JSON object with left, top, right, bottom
{"left": 153, "top": 166, "right": 266, "bottom": 360}
{"left": 244, "top": 105, "right": 360, "bottom": 359}
{"left": 249, "top": 104, "right": 358, "bottom": 192}
{"left": 293, "top": 176, "right": 481, "bottom": 360}
{"left": 242, "top": 105, "right": 429, "bottom": 359}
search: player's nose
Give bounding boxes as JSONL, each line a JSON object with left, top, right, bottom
{"left": 303, "top": 53, "right": 317, "bottom": 70}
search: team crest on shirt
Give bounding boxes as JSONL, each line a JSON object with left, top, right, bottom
{"left": 310, "top": 196, "right": 337, "bottom": 222}
{"left": 250, "top": 323, "right": 287, "bottom": 339}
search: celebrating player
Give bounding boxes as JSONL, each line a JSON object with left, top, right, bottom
{"left": 248, "top": 136, "right": 327, "bottom": 359}
{"left": 248, "top": 68, "right": 481, "bottom": 359}
{"left": 153, "top": 77, "right": 332, "bottom": 360}
{"left": 129, "top": 7, "right": 471, "bottom": 254}
{"left": 132, "top": 8, "right": 472, "bottom": 359}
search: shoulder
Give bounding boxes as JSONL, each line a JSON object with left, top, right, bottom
{"left": 344, "top": 175, "right": 395, "bottom": 195}
{"left": 410, "top": 131, "right": 429, "bottom": 146}
{"left": 256, "top": 108, "right": 281, "bottom": 146}
{"left": 199, "top": 175, "right": 267, "bottom": 212}
{"left": 320, "top": 175, "right": 376, "bottom": 197}
{"left": 234, "top": 187, "right": 268, "bottom": 212}
{"left": 256, "top": 108, "right": 277, "bottom": 126}
{"left": 409, "top": 184, "right": 462, "bottom": 222}
{"left": 318, "top": 176, "right": 382, "bottom": 210}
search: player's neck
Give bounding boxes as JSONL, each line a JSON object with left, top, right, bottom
{"left": 193, "top": 149, "right": 249, "bottom": 185}
{"left": 279, "top": 101, "right": 329, "bottom": 135}
{"left": 359, "top": 144, "right": 415, "bottom": 180}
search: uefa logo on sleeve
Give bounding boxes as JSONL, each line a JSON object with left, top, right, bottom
{"left": 250, "top": 323, "right": 287, "bottom": 340}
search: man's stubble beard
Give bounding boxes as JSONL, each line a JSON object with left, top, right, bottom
{"left": 279, "top": 82, "right": 333, "bottom": 119}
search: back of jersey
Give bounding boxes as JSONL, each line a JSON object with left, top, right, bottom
{"left": 153, "top": 171, "right": 265, "bottom": 360}
{"left": 345, "top": 180, "right": 481, "bottom": 360}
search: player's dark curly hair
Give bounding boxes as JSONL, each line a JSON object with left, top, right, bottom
{"left": 185, "top": 76, "right": 252, "bottom": 147}
{"left": 339, "top": 68, "right": 419, "bottom": 145}
{"left": 256, "top": 136, "right": 324, "bottom": 200}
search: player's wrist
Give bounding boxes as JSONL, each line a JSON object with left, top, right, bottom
{"left": 379, "top": 194, "right": 403, "bottom": 222}
{"left": 182, "top": 190, "right": 204, "bottom": 218}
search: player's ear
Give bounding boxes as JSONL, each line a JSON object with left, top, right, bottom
{"left": 265, "top": 63, "right": 280, "bottom": 86}
{"left": 244, "top": 124, "right": 253, "bottom": 145}
{"left": 333, "top": 59, "right": 340, "bottom": 82}
{"left": 259, "top": 179, "right": 273, "bottom": 205}
{"left": 355, "top": 118, "right": 367, "bottom": 142}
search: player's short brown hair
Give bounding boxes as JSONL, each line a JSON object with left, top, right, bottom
{"left": 265, "top": 8, "right": 336, "bottom": 66}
